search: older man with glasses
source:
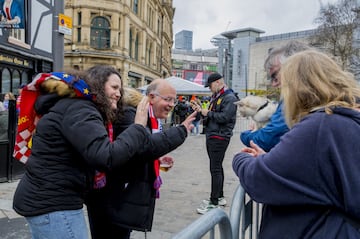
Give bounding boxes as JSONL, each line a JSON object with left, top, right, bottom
{"left": 240, "top": 40, "right": 311, "bottom": 152}
{"left": 86, "top": 79, "right": 196, "bottom": 239}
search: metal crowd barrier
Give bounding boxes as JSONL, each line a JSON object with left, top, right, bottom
{"left": 172, "top": 184, "right": 261, "bottom": 239}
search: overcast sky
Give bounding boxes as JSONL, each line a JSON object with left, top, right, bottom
{"left": 173, "top": 0, "right": 339, "bottom": 50}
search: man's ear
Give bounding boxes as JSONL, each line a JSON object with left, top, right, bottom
{"left": 148, "top": 93, "right": 155, "bottom": 104}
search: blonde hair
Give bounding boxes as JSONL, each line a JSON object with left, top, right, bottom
{"left": 280, "top": 50, "right": 360, "bottom": 128}
{"left": 5, "top": 92, "right": 16, "bottom": 100}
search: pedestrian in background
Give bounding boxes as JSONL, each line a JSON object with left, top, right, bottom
{"left": 192, "top": 72, "right": 237, "bottom": 214}
{"left": 190, "top": 97, "right": 201, "bottom": 135}
{"left": 233, "top": 50, "right": 360, "bottom": 238}
{"left": 13, "top": 65, "right": 152, "bottom": 239}
{"left": 2, "top": 92, "right": 15, "bottom": 110}
{"left": 240, "top": 40, "right": 311, "bottom": 152}
{"left": 86, "top": 80, "right": 196, "bottom": 239}
{"left": 0, "top": 102, "right": 8, "bottom": 140}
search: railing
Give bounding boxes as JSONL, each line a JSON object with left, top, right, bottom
{"left": 233, "top": 116, "right": 252, "bottom": 133}
{"left": 172, "top": 184, "right": 261, "bottom": 239}
{"left": 172, "top": 208, "right": 232, "bottom": 239}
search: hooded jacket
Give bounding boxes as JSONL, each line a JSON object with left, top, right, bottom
{"left": 233, "top": 107, "right": 360, "bottom": 238}
{"left": 13, "top": 90, "right": 152, "bottom": 217}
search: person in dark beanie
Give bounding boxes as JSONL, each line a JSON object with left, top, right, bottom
{"left": 191, "top": 72, "right": 237, "bottom": 214}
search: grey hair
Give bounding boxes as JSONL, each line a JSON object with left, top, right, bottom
{"left": 264, "top": 40, "right": 311, "bottom": 73}
{"left": 145, "top": 81, "right": 159, "bottom": 95}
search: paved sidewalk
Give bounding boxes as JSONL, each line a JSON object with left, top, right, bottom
{"left": 0, "top": 132, "right": 244, "bottom": 239}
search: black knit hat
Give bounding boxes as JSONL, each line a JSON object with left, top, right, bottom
{"left": 205, "top": 72, "right": 222, "bottom": 87}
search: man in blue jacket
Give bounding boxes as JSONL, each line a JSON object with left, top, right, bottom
{"left": 240, "top": 41, "right": 310, "bottom": 152}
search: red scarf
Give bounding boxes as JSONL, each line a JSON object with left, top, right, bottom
{"left": 209, "top": 86, "right": 227, "bottom": 111}
{"left": 149, "top": 105, "right": 162, "bottom": 198}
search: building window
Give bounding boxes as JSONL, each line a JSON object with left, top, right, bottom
{"left": 9, "top": 29, "right": 25, "bottom": 42}
{"left": 90, "top": 17, "right": 110, "bottom": 49}
{"left": 77, "top": 27, "right": 81, "bottom": 42}
{"left": 20, "top": 71, "right": 28, "bottom": 91}
{"left": 129, "top": 30, "right": 133, "bottom": 58}
{"left": 135, "top": 34, "right": 139, "bottom": 61}
{"left": 77, "top": 12, "right": 81, "bottom": 42}
{"left": 1, "top": 68, "right": 11, "bottom": 93}
{"left": 147, "top": 44, "right": 152, "bottom": 66}
{"left": 12, "top": 70, "right": 20, "bottom": 93}
{"left": 77, "top": 12, "right": 82, "bottom": 25}
{"left": 133, "top": 0, "right": 138, "bottom": 14}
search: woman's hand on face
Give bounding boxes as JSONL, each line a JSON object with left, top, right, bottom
{"left": 181, "top": 111, "right": 196, "bottom": 132}
{"left": 134, "top": 96, "right": 149, "bottom": 127}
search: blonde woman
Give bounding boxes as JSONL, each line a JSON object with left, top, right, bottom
{"left": 3, "top": 92, "right": 15, "bottom": 110}
{"left": 233, "top": 50, "right": 360, "bottom": 238}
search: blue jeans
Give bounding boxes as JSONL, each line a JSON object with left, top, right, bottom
{"left": 192, "top": 120, "right": 200, "bottom": 134}
{"left": 26, "top": 209, "right": 89, "bottom": 239}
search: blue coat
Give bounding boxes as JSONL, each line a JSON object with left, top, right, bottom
{"left": 240, "top": 101, "right": 289, "bottom": 152}
{"left": 233, "top": 107, "right": 360, "bottom": 238}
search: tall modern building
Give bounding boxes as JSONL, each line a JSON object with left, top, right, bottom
{"left": 211, "top": 28, "right": 317, "bottom": 99}
{"left": 175, "top": 30, "right": 193, "bottom": 51}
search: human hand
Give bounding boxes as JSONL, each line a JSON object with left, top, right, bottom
{"left": 200, "top": 108, "right": 209, "bottom": 117}
{"left": 159, "top": 155, "right": 174, "bottom": 172}
{"left": 181, "top": 111, "right": 196, "bottom": 132}
{"left": 134, "top": 96, "right": 149, "bottom": 127}
{"left": 240, "top": 140, "right": 266, "bottom": 157}
{"left": 190, "top": 101, "right": 202, "bottom": 112}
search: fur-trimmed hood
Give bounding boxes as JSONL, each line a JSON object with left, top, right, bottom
{"left": 123, "top": 87, "right": 143, "bottom": 108}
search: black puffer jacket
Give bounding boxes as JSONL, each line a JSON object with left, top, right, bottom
{"left": 86, "top": 106, "right": 188, "bottom": 233}
{"left": 205, "top": 89, "right": 238, "bottom": 139}
{"left": 13, "top": 97, "right": 151, "bottom": 217}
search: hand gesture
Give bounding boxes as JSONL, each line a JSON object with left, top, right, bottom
{"left": 181, "top": 111, "right": 196, "bottom": 132}
{"left": 134, "top": 96, "right": 149, "bottom": 127}
{"left": 240, "top": 140, "right": 266, "bottom": 157}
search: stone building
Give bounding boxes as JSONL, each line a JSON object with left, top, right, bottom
{"left": 215, "top": 28, "right": 316, "bottom": 98}
{"left": 64, "top": 0, "right": 174, "bottom": 88}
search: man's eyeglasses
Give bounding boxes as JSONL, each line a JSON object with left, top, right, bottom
{"left": 153, "top": 93, "right": 178, "bottom": 105}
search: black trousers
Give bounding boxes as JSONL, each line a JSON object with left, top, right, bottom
{"left": 206, "top": 137, "right": 230, "bottom": 205}
{"left": 86, "top": 191, "right": 131, "bottom": 239}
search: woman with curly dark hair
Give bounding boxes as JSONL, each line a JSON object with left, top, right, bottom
{"left": 13, "top": 65, "right": 151, "bottom": 239}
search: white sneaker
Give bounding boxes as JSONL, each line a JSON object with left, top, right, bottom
{"left": 196, "top": 202, "right": 219, "bottom": 214}
{"left": 202, "top": 197, "right": 227, "bottom": 206}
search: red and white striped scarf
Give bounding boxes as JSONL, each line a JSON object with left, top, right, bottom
{"left": 13, "top": 72, "right": 92, "bottom": 163}
{"left": 149, "top": 105, "right": 163, "bottom": 198}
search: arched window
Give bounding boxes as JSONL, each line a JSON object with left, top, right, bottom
{"left": 1, "top": 68, "right": 11, "bottom": 93}
{"left": 12, "top": 70, "right": 20, "bottom": 93}
{"left": 90, "top": 17, "right": 110, "bottom": 49}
